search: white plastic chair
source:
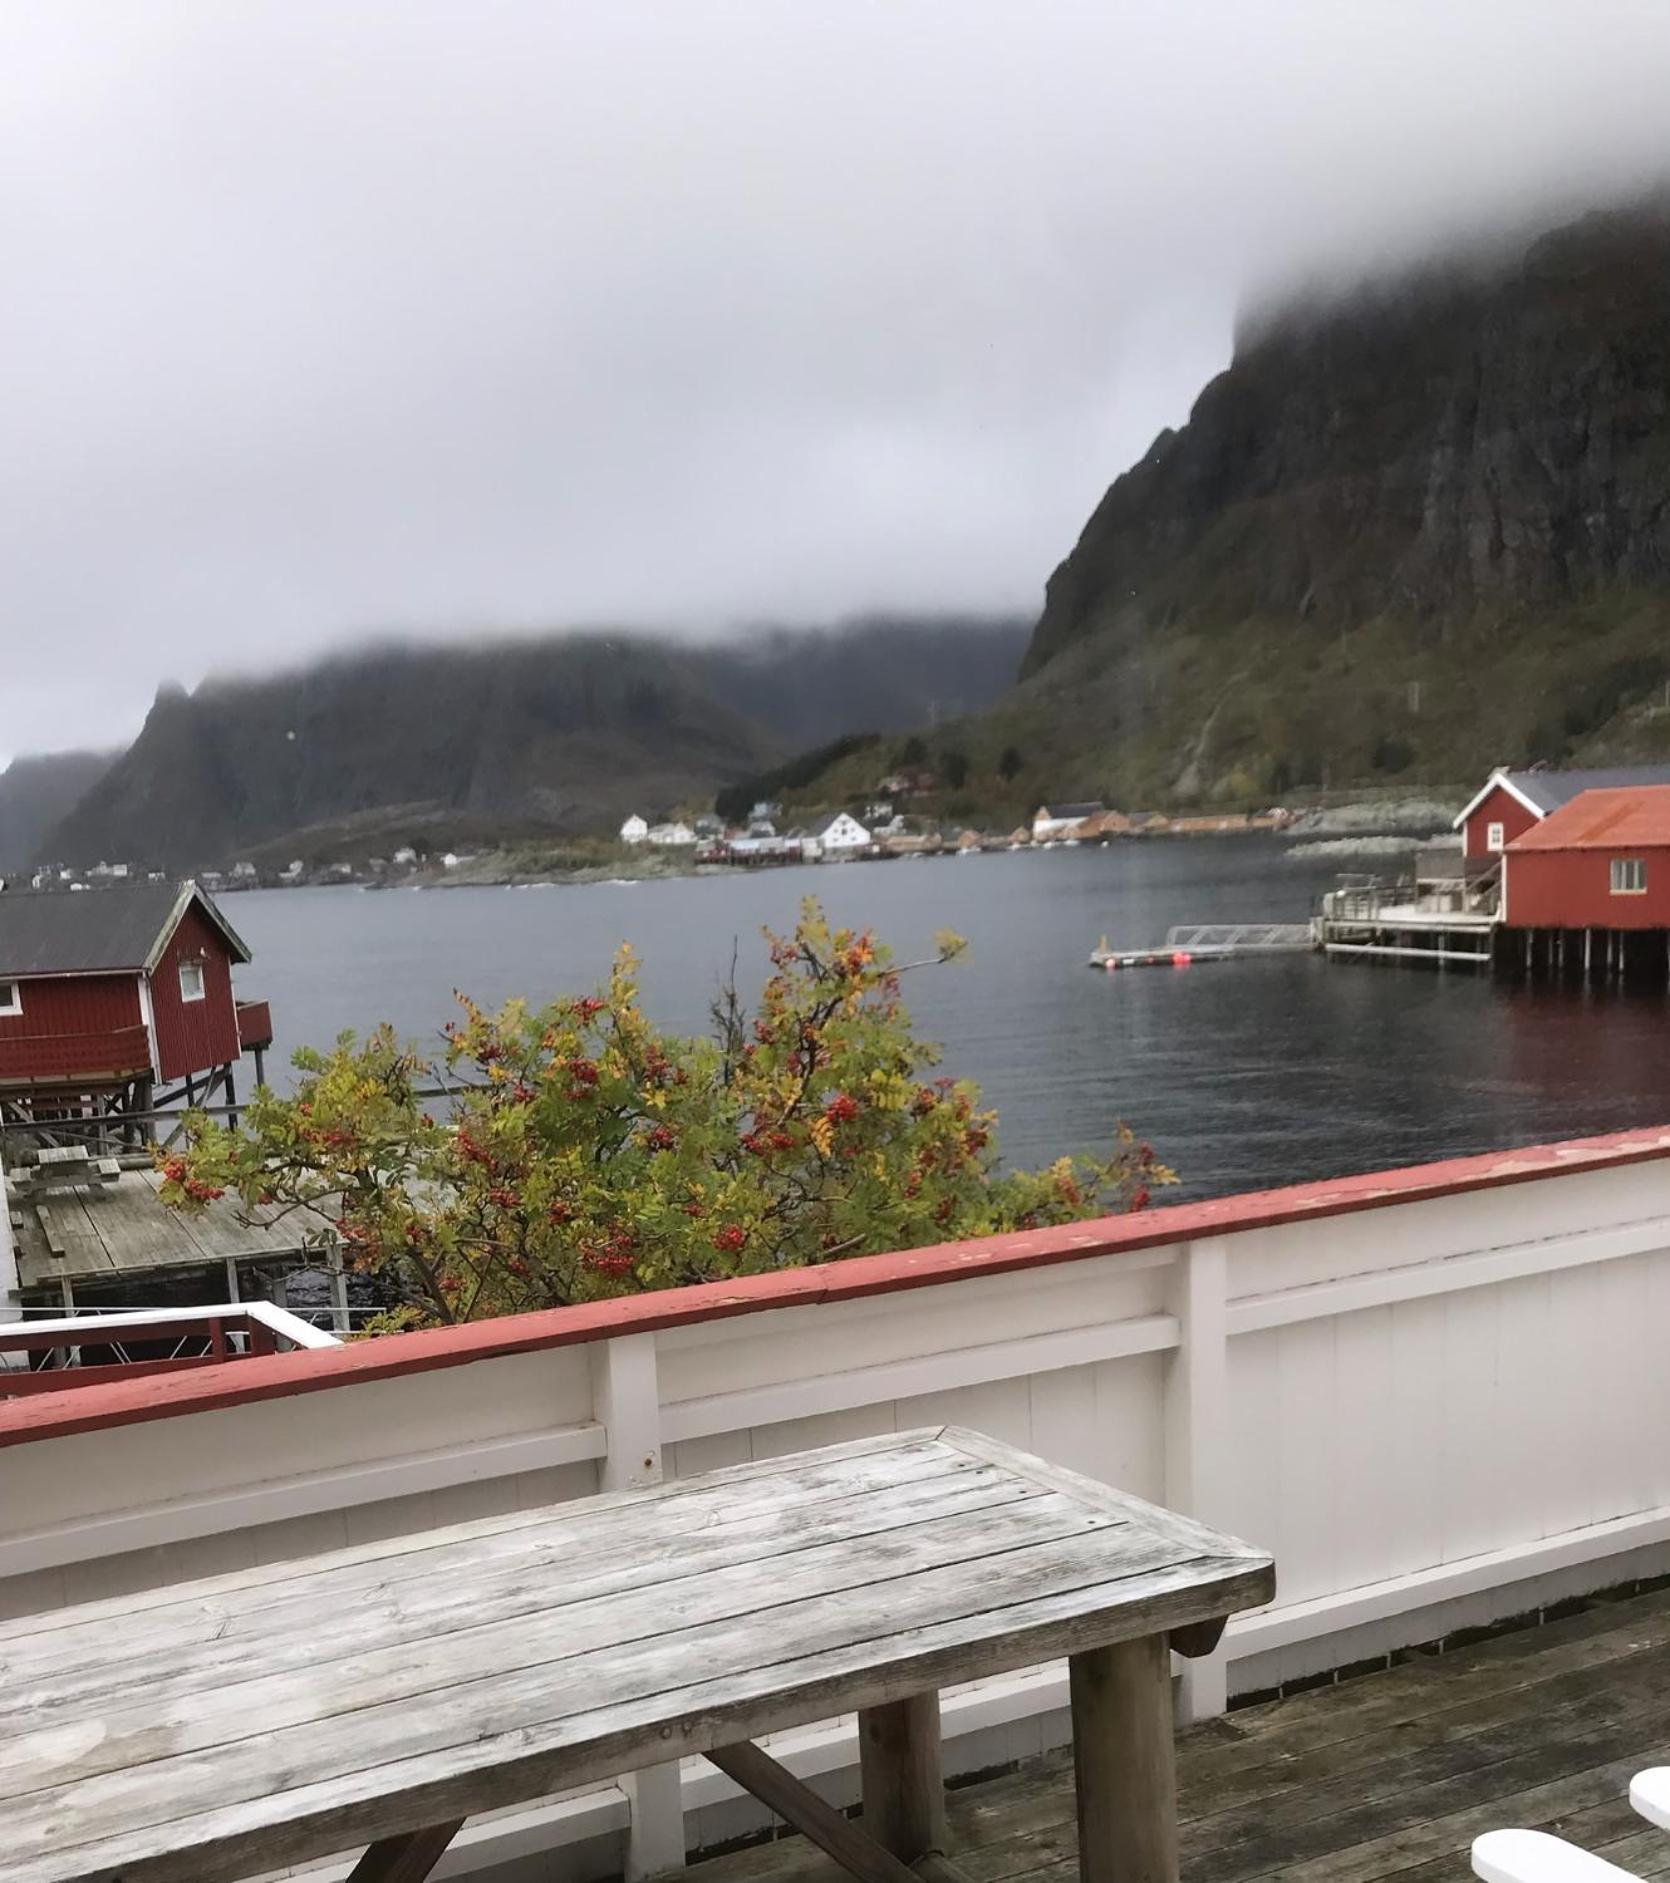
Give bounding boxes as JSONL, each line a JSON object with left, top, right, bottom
{"left": 1473, "top": 1829, "right": 1646, "bottom": 1883}
{"left": 1630, "top": 1769, "right": 1670, "bottom": 1831}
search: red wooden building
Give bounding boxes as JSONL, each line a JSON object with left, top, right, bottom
{"left": 0, "top": 881, "right": 272, "bottom": 1122}
{"left": 1455, "top": 765, "right": 1670, "bottom": 860}
{"left": 1503, "top": 787, "right": 1670, "bottom": 928}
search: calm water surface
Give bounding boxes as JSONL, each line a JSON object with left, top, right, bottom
{"left": 228, "top": 839, "right": 1670, "bottom": 1202}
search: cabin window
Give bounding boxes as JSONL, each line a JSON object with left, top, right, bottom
{"left": 1611, "top": 858, "right": 1647, "bottom": 895}
{"left": 178, "top": 958, "right": 207, "bottom": 1001}
{"left": 0, "top": 980, "right": 20, "bottom": 1017}
{"left": 1486, "top": 821, "right": 1505, "bottom": 852}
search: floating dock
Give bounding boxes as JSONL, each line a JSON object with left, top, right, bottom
{"left": 1089, "top": 923, "right": 1314, "bottom": 969}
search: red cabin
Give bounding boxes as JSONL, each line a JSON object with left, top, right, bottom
{"left": 1503, "top": 787, "right": 1670, "bottom": 929}
{"left": 0, "top": 881, "right": 272, "bottom": 1112}
{"left": 1456, "top": 765, "right": 1670, "bottom": 860}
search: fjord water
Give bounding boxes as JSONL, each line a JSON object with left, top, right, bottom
{"left": 228, "top": 839, "right": 1670, "bottom": 1202}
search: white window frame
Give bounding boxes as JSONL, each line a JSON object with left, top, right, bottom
{"left": 1486, "top": 821, "right": 1505, "bottom": 853}
{"left": 0, "top": 980, "right": 20, "bottom": 1017}
{"left": 1611, "top": 858, "right": 1647, "bottom": 896}
{"left": 178, "top": 958, "right": 207, "bottom": 1002}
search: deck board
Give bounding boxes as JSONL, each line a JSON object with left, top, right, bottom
{"left": 688, "top": 1585, "right": 1670, "bottom": 1883}
{"left": 8, "top": 1167, "right": 334, "bottom": 1289}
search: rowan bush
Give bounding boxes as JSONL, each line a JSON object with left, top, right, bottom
{"left": 161, "top": 900, "right": 1172, "bottom": 1328}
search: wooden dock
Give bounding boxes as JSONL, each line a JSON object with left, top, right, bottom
{"left": 1318, "top": 896, "right": 1497, "bottom": 968}
{"left": 7, "top": 1165, "right": 337, "bottom": 1310}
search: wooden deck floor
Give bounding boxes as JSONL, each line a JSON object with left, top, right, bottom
{"left": 9, "top": 1166, "right": 333, "bottom": 1292}
{"left": 692, "top": 1582, "right": 1670, "bottom": 1883}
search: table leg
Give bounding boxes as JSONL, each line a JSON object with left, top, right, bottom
{"left": 858, "top": 1692, "right": 947, "bottom": 1860}
{"left": 1070, "top": 1635, "right": 1179, "bottom": 1883}
{"left": 347, "top": 1818, "right": 465, "bottom": 1882}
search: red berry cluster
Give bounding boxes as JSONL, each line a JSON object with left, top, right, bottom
{"left": 580, "top": 1229, "right": 636, "bottom": 1276}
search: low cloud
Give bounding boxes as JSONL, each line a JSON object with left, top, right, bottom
{"left": 4, "top": 0, "right": 1670, "bottom": 755}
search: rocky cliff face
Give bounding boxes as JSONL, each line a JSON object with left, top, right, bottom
{"left": 1008, "top": 202, "right": 1670, "bottom": 802}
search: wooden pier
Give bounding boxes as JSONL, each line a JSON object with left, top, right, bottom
{"left": 1316, "top": 878, "right": 1497, "bottom": 968}
{"left": 5, "top": 1160, "right": 341, "bottom": 1318}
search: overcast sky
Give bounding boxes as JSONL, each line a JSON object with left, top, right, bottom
{"left": 5, "top": 1, "right": 1670, "bottom": 761}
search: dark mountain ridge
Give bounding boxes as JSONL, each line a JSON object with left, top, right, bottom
{"left": 40, "top": 617, "right": 1027, "bottom": 869}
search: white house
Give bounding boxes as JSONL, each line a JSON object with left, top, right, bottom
{"left": 392, "top": 846, "right": 419, "bottom": 868}
{"left": 1032, "top": 801, "right": 1104, "bottom": 842}
{"left": 806, "top": 811, "right": 872, "bottom": 860}
{"left": 619, "top": 815, "right": 649, "bottom": 845}
{"left": 645, "top": 821, "right": 697, "bottom": 847}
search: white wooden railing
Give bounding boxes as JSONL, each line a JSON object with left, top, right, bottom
{"left": 3, "top": 1126, "right": 1670, "bottom": 1879}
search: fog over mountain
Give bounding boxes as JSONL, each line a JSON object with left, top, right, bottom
{"left": 6, "top": 3, "right": 1670, "bottom": 761}
{"left": 31, "top": 617, "right": 1028, "bottom": 869}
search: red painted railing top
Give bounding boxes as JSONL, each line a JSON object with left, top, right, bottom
{"left": 3, "top": 1122, "right": 1668, "bottom": 1449}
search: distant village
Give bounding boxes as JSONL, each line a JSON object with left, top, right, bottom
{"left": 13, "top": 779, "right": 1303, "bottom": 894}
{"left": 16, "top": 845, "right": 478, "bottom": 896}
{"left": 619, "top": 797, "right": 1295, "bottom": 867}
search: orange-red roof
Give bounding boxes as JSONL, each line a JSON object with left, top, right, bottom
{"left": 1507, "top": 785, "right": 1670, "bottom": 851}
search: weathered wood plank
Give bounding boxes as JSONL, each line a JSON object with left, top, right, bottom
{"left": 1184, "top": 1589, "right": 1670, "bottom": 1789}
{"left": 0, "top": 1498, "right": 1115, "bottom": 1803}
{"left": 1177, "top": 1637, "right": 1670, "bottom": 1864}
{"left": 1, "top": 1463, "right": 1033, "bottom": 1726}
{"left": 0, "top": 1431, "right": 955, "bottom": 1648}
{"left": 942, "top": 1428, "right": 1269, "bottom": 1571}
{"left": 686, "top": 1592, "right": 1670, "bottom": 1883}
{"left": 3, "top": 1429, "right": 1271, "bottom": 1883}
{"left": 9, "top": 1556, "right": 1266, "bottom": 1880}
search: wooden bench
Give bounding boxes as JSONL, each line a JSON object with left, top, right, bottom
{"left": 8, "top": 1145, "right": 121, "bottom": 1202}
{"left": 0, "top": 1425, "right": 1274, "bottom": 1883}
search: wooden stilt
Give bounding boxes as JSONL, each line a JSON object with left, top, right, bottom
{"left": 1070, "top": 1634, "right": 1179, "bottom": 1883}
{"left": 859, "top": 1693, "right": 946, "bottom": 1861}
{"left": 225, "top": 1065, "right": 239, "bottom": 1130}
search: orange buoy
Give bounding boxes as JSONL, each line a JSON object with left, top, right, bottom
{"left": 1171, "top": 950, "right": 1191, "bottom": 967}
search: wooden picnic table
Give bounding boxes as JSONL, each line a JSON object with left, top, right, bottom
{"left": 0, "top": 1425, "right": 1274, "bottom": 1883}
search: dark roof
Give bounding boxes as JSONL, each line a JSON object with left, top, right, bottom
{"left": 1509, "top": 786, "right": 1670, "bottom": 851}
{"left": 0, "top": 882, "right": 250, "bottom": 978}
{"left": 1504, "top": 765, "right": 1670, "bottom": 815}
